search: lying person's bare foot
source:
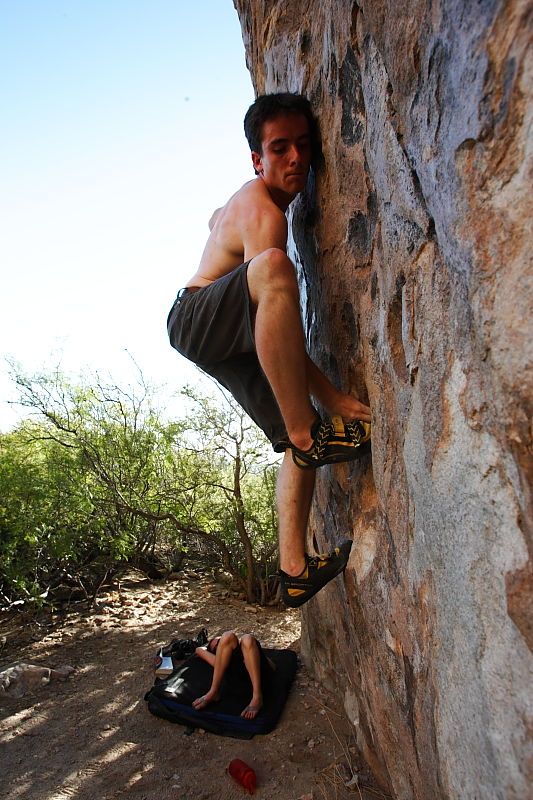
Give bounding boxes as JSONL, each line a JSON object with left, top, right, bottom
{"left": 241, "top": 695, "right": 262, "bottom": 720}
{"left": 192, "top": 690, "right": 219, "bottom": 710}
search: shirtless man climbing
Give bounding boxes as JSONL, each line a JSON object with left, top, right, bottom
{"left": 167, "top": 93, "right": 371, "bottom": 607}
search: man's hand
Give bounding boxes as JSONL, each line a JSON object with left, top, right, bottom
{"left": 305, "top": 356, "right": 371, "bottom": 422}
{"left": 324, "top": 389, "right": 371, "bottom": 423}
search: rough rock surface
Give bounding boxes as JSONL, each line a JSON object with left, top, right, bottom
{"left": 233, "top": 1, "right": 532, "bottom": 798}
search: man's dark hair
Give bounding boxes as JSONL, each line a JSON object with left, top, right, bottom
{"left": 243, "top": 92, "right": 318, "bottom": 157}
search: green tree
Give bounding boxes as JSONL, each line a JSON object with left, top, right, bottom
{"left": 179, "top": 383, "right": 280, "bottom": 603}
{"left": 0, "top": 426, "right": 103, "bottom": 604}
{"left": 0, "top": 365, "right": 280, "bottom": 607}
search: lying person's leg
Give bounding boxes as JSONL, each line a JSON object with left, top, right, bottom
{"left": 239, "top": 635, "right": 264, "bottom": 719}
{"left": 192, "top": 631, "right": 238, "bottom": 710}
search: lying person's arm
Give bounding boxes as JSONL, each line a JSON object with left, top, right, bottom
{"left": 195, "top": 646, "right": 216, "bottom": 667}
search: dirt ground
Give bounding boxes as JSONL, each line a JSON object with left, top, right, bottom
{"left": 0, "top": 569, "right": 386, "bottom": 800}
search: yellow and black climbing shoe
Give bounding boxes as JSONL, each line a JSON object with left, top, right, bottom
{"left": 280, "top": 541, "right": 353, "bottom": 608}
{"left": 291, "top": 415, "right": 371, "bottom": 470}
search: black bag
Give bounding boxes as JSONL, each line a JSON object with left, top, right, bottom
{"left": 145, "top": 648, "right": 298, "bottom": 739}
{"left": 160, "top": 628, "right": 209, "bottom": 660}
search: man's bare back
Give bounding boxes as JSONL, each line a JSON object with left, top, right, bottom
{"left": 185, "top": 178, "right": 288, "bottom": 288}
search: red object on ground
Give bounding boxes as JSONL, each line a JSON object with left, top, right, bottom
{"left": 228, "top": 758, "right": 257, "bottom": 794}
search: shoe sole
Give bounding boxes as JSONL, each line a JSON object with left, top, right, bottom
{"left": 292, "top": 438, "right": 371, "bottom": 470}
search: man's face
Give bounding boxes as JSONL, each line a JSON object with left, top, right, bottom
{"left": 252, "top": 112, "right": 312, "bottom": 198}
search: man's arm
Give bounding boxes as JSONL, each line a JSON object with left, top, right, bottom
{"left": 208, "top": 208, "right": 222, "bottom": 231}
{"left": 242, "top": 207, "right": 288, "bottom": 261}
{"left": 240, "top": 194, "right": 371, "bottom": 423}
{"left": 306, "top": 355, "right": 372, "bottom": 422}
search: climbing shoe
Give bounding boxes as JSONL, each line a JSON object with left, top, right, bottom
{"left": 280, "top": 540, "right": 353, "bottom": 608}
{"left": 291, "top": 415, "right": 371, "bottom": 469}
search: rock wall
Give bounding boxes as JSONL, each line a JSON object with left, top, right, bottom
{"left": 233, "top": 1, "right": 532, "bottom": 798}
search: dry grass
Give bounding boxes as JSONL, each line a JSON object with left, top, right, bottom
{"left": 311, "top": 694, "right": 392, "bottom": 800}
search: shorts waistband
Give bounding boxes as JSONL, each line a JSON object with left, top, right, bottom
{"left": 167, "top": 286, "right": 203, "bottom": 332}
{"left": 177, "top": 285, "right": 203, "bottom": 300}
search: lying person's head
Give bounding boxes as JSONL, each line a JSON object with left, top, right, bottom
{"left": 207, "top": 636, "right": 221, "bottom": 654}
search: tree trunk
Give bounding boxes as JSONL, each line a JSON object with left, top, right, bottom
{"left": 233, "top": 453, "right": 256, "bottom": 603}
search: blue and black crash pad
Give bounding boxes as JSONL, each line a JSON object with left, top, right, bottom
{"left": 145, "top": 648, "right": 298, "bottom": 739}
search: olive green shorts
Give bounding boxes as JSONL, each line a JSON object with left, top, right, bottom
{"left": 167, "top": 262, "right": 288, "bottom": 451}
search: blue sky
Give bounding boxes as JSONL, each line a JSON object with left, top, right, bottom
{"left": 0, "top": 0, "right": 255, "bottom": 429}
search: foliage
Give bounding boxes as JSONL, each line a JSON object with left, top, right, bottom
{"left": 0, "top": 366, "right": 281, "bottom": 608}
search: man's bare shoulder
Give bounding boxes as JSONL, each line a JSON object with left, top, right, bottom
{"left": 193, "top": 179, "right": 287, "bottom": 284}
{"left": 226, "top": 178, "right": 287, "bottom": 225}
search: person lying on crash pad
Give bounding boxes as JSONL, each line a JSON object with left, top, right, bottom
{"left": 193, "top": 631, "right": 276, "bottom": 720}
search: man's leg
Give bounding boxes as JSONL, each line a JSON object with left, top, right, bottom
{"left": 276, "top": 446, "right": 353, "bottom": 609}
{"left": 277, "top": 451, "right": 315, "bottom": 576}
{"left": 192, "top": 631, "right": 238, "bottom": 710}
{"left": 248, "top": 249, "right": 354, "bottom": 603}
{"left": 247, "top": 248, "right": 316, "bottom": 452}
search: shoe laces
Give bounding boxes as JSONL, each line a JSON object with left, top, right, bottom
{"left": 307, "top": 552, "right": 333, "bottom": 567}
{"left": 345, "top": 420, "right": 363, "bottom": 444}
{"left": 312, "top": 418, "right": 335, "bottom": 459}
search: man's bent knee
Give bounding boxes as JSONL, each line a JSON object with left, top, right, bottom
{"left": 248, "top": 248, "right": 298, "bottom": 297}
{"left": 263, "top": 247, "right": 291, "bottom": 269}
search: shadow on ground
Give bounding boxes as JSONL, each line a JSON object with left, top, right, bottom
{"left": 0, "top": 571, "right": 385, "bottom": 800}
